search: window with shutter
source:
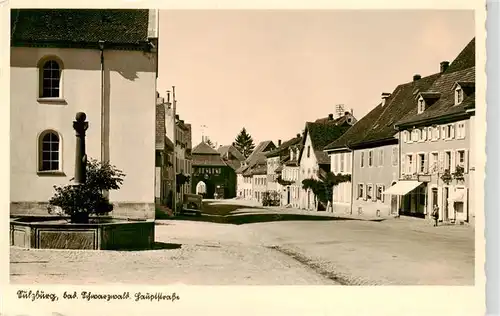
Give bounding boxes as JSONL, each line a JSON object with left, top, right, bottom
{"left": 424, "top": 153, "right": 429, "bottom": 173}
{"left": 401, "top": 155, "right": 406, "bottom": 175}
{"left": 451, "top": 151, "right": 456, "bottom": 173}
{"left": 412, "top": 153, "right": 417, "bottom": 174}
{"left": 439, "top": 152, "right": 444, "bottom": 172}
{"left": 464, "top": 150, "right": 469, "bottom": 173}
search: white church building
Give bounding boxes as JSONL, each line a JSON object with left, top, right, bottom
{"left": 10, "top": 9, "right": 159, "bottom": 219}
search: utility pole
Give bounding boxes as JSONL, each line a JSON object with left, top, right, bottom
{"left": 172, "top": 86, "right": 177, "bottom": 215}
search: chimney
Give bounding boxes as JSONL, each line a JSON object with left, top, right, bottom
{"left": 351, "top": 108, "right": 354, "bottom": 116}
{"left": 381, "top": 92, "right": 391, "bottom": 107}
{"left": 278, "top": 139, "right": 282, "bottom": 146}
{"left": 440, "top": 61, "right": 450, "bottom": 73}
{"left": 413, "top": 74, "right": 422, "bottom": 81}
{"left": 232, "top": 142, "right": 235, "bottom": 146}
{"left": 296, "top": 133, "right": 301, "bottom": 138}
{"left": 328, "top": 113, "right": 334, "bottom": 120}
{"left": 167, "top": 91, "right": 171, "bottom": 103}
{"left": 344, "top": 111, "right": 350, "bottom": 116}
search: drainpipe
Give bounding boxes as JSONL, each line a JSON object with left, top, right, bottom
{"left": 395, "top": 125, "right": 401, "bottom": 216}
{"left": 98, "top": 40, "right": 106, "bottom": 163}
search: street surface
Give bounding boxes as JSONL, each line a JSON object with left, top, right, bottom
{"left": 10, "top": 200, "right": 474, "bottom": 285}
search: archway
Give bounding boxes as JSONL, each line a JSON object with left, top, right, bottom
{"left": 196, "top": 181, "right": 207, "bottom": 197}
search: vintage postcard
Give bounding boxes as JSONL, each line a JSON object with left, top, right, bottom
{"left": 0, "top": 0, "right": 487, "bottom": 315}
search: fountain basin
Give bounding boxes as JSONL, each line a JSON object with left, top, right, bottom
{"left": 10, "top": 216, "right": 155, "bottom": 250}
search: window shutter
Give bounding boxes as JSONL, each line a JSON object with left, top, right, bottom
{"left": 439, "top": 152, "right": 444, "bottom": 173}
{"left": 451, "top": 151, "right": 456, "bottom": 173}
{"left": 451, "top": 124, "right": 456, "bottom": 139}
{"left": 441, "top": 126, "right": 446, "bottom": 140}
{"left": 372, "top": 186, "right": 377, "bottom": 202}
{"left": 424, "top": 153, "right": 429, "bottom": 174}
{"left": 381, "top": 186, "right": 385, "bottom": 203}
{"left": 401, "top": 155, "right": 405, "bottom": 175}
{"left": 464, "top": 150, "right": 469, "bottom": 173}
{"left": 412, "top": 154, "right": 417, "bottom": 174}
{"left": 363, "top": 184, "right": 367, "bottom": 201}
{"left": 422, "top": 128, "right": 427, "bottom": 141}
{"left": 462, "top": 123, "right": 466, "bottom": 140}
{"left": 435, "top": 127, "right": 440, "bottom": 140}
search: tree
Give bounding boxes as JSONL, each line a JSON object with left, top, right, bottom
{"left": 47, "top": 158, "right": 125, "bottom": 223}
{"left": 234, "top": 128, "right": 255, "bottom": 158}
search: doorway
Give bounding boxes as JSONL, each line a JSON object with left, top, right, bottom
{"left": 390, "top": 181, "right": 398, "bottom": 215}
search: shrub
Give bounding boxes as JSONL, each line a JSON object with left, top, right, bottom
{"left": 47, "top": 158, "right": 125, "bottom": 223}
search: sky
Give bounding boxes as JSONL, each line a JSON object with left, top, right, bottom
{"left": 157, "top": 10, "right": 475, "bottom": 148}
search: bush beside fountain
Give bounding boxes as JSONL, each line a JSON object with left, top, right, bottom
{"left": 10, "top": 112, "right": 155, "bottom": 250}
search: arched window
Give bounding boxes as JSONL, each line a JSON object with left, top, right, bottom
{"left": 39, "top": 131, "right": 60, "bottom": 172}
{"left": 40, "top": 59, "right": 62, "bottom": 98}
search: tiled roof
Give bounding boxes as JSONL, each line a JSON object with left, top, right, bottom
{"left": 11, "top": 9, "right": 151, "bottom": 48}
{"left": 324, "top": 73, "right": 441, "bottom": 150}
{"left": 301, "top": 121, "right": 352, "bottom": 164}
{"left": 443, "top": 38, "right": 475, "bottom": 74}
{"left": 356, "top": 73, "right": 442, "bottom": 145}
{"left": 396, "top": 38, "right": 475, "bottom": 127}
{"left": 236, "top": 140, "right": 275, "bottom": 174}
{"left": 396, "top": 67, "right": 475, "bottom": 127}
{"left": 192, "top": 155, "right": 227, "bottom": 167}
{"left": 217, "top": 145, "right": 245, "bottom": 161}
{"left": 192, "top": 141, "right": 219, "bottom": 155}
{"left": 266, "top": 135, "right": 302, "bottom": 158}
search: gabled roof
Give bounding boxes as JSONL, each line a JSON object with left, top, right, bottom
{"left": 265, "top": 135, "right": 302, "bottom": 158}
{"left": 396, "top": 67, "right": 475, "bottom": 127}
{"left": 236, "top": 140, "right": 275, "bottom": 174}
{"left": 324, "top": 73, "right": 441, "bottom": 150}
{"left": 11, "top": 9, "right": 152, "bottom": 49}
{"left": 300, "top": 121, "right": 352, "bottom": 164}
{"left": 192, "top": 141, "right": 219, "bottom": 155}
{"left": 396, "top": 38, "right": 476, "bottom": 128}
{"left": 217, "top": 145, "right": 245, "bottom": 161}
{"left": 443, "top": 37, "right": 475, "bottom": 74}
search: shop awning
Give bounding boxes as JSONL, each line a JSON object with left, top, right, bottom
{"left": 382, "top": 181, "right": 422, "bottom": 195}
{"left": 448, "top": 188, "right": 465, "bottom": 202}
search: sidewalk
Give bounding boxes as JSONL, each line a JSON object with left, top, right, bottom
{"left": 264, "top": 205, "right": 474, "bottom": 239}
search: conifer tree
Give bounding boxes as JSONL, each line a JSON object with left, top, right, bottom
{"left": 234, "top": 128, "right": 255, "bottom": 158}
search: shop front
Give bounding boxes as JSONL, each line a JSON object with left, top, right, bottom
{"left": 383, "top": 180, "right": 428, "bottom": 218}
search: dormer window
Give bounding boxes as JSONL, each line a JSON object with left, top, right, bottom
{"left": 417, "top": 97, "right": 425, "bottom": 114}
{"left": 455, "top": 87, "right": 464, "bottom": 105}
{"left": 452, "top": 82, "right": 474, "bottom": 106}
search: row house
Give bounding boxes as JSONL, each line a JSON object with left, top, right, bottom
{"left": 173, "top": 117, "right": 193, "bottom": 205}
{"left": 236, "top": 141, "right": 275, "bottom": 202}
{"left": 265, "top": 135, "right": 302, "bottom": 206}
{"left": 394, "top": 38, "right": 475, "bottom": 225}
{"left": 10, "top": 9, "right": 159, "bottom": 219}
{"left": 324, "top": 37, "right": 475, "bottom": 225}
{"left": 298, "top": 113, "right": 356, "bottom": 210}
{"left": 281, "top": 141, "right": 303, "bottom": 208}
{"left": 155, "top": 93, "right": 175, "bottom": 206}
{"left": 191, "top": 141, "right": 236, "bottom": 199}
{"left": 324, "top": 71, "right": 441, "bottom": 217}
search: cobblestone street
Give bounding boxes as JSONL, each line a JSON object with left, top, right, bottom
{"left": 11, "top": 204, "right": 474, "bottom": 285}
